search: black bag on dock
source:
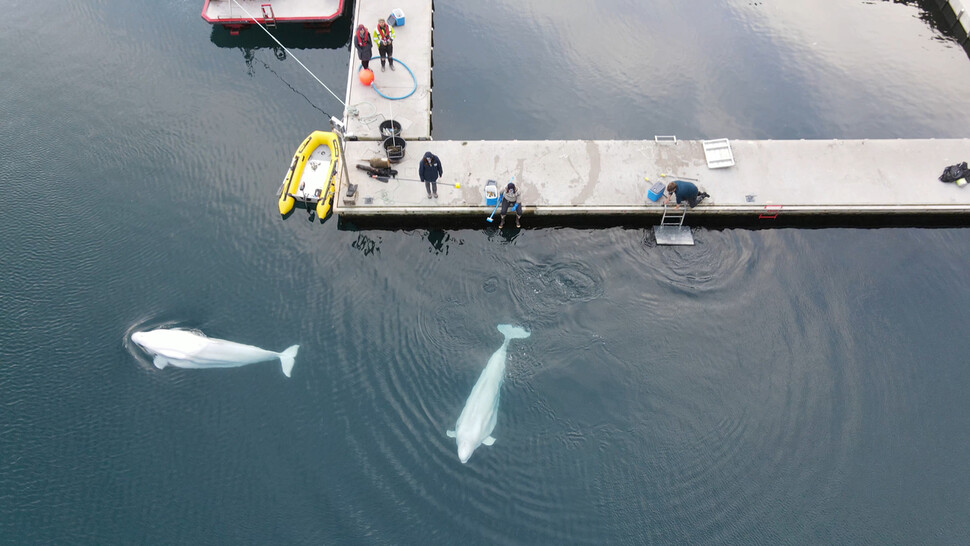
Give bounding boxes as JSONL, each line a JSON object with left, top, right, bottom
{"left": 939, "top": 162, "right": 969, "bottom": 183}
{"left": 356, "top": 164, "right": 398, "bottom": 177}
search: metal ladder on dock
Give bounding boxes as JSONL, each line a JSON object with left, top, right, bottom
{"left": 653, "top": 204, "right": 695, "bottom": 246}
{"left": 261, "top": 3, "right": 277, "bottom": 27}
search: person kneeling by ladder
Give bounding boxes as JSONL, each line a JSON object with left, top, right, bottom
{"left": 663, "top": 180, "right": 709, "bottom": 209}
{"left": 498, "top": 182, "right": 522, "bottom": 228}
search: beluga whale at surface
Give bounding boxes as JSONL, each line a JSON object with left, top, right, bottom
{"left": 448, "top": 324, "right": 531, "bottom": 463}
{"left": 131, "top": 328, "right": 299, "bottom": 378}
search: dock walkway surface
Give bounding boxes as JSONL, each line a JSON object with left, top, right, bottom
{"left": 336, "top": 0, "right": 970, "bottom": 222}
{"left": 337, "top": 138, "right": 970, "bottom": 218}
{"left": 343, "top": 0, "right": 433, "bottom": 141}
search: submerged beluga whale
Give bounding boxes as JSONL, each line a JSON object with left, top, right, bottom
{"left": 448, "top": 324, "right": 531, "bottom": 463}
{"left": 131, "top": 328, "right": 299, "bottom": 378}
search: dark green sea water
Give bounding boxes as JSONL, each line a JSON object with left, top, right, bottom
{"left": 3, "top": 1, "right": 970, "bottom": 543}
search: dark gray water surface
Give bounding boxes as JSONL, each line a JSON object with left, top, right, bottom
{"left": 3, "top": 1, "right": 970, "bottom": 544}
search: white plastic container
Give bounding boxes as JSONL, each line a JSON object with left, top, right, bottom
{"left": 484, "top": 180, "right": 498, "bottom": 206}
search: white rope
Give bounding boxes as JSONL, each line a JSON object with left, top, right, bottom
{"left": 348, "top": 101, "right": 385, "bottom": 125}
{"left": 230, "top": 0, "right": 345, "bottom": 107}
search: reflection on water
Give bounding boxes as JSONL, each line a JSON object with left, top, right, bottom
{"left": 351, "top": 231, "right": 383, "bottom": 256}
{"left": 423, "top": 229, "right": 464, "bottom": 255}
{"left": 208, "top": 16, "right": 353, "bottom": 50}
{"left": 432, "top": 0, "right": 970, "bottom": 140}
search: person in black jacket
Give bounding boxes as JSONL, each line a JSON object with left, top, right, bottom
{"left": 354, "top": 25, "right": 373, "bottom": 70}
{"left": 419, "top": 152, "right": 443, "bottom": 199}
{"left": 498, "top": 182, "right": 522, "bottom": 228}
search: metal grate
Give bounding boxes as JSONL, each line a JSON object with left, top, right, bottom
{"left": 702, "top": 139, "right": 735, "bottom": 168}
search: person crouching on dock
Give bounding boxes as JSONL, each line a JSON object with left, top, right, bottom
{"left": 664, "top": 180, "right": 709, "bottom": 209}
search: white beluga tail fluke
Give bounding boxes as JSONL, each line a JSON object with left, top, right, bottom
{"left": 131, "top": 328, "right": 299, "bottom": 377}
{"left": 448, "top": 323, "right": 531, "bottom": 463}
{"left": 278, "top": 345, "right": 299, "bottom": 377}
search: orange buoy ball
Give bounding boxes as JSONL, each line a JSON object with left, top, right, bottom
{"left": 359, "top": 69, "right": 374, "bottom": 86}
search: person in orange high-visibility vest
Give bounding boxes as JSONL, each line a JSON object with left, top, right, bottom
{"left": 373, "top": 19, "right": 396, "bottom": 71}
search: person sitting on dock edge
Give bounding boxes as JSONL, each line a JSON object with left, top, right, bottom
{"left": 664, "top": 180, "right": 709, "bottom": 209}
{"left": 374, "top": 19, "right": 395, "bottom": 71}
{"left": 419, "top": 151, "right": 443, "bottom": 199}
{"left": 498, "top": 182, "right": 522, "bottom": 228}
{"left": 355, "top": 25, "right": 373, "bottom": 71}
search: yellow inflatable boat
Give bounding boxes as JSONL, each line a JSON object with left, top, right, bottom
{"left": 277, "top": 131, "right": 341, "bottom": 218}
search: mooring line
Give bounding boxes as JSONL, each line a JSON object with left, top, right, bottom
{"left": 230, "top": 0, "right": 346, "bottom": 107}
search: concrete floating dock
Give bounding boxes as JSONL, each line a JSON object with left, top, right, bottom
{"left": 343, "top": 0, "right": 433, "bottom": 141}
{"left": 336, "top": 138, "right": 970, "bottom": 218}
{"left": 335, "top": 0, "right": 970, "bottom": 224}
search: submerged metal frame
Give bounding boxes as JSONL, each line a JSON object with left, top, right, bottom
{"left": 654, "top": 204, "right": 695, "bottom": 246}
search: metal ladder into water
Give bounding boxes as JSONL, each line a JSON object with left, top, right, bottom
{"left": 260, "top": 3, "right": 277, "bottom": 27}
{"left": 653, "top": 204, "right": 695, "bottom": 246}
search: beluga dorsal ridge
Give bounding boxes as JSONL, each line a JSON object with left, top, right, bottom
{"left": 131, "top": 328, "right": 299, "bottom": 377}
{"left": 447, "top": 324, "right": 531, "bottom": 463}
